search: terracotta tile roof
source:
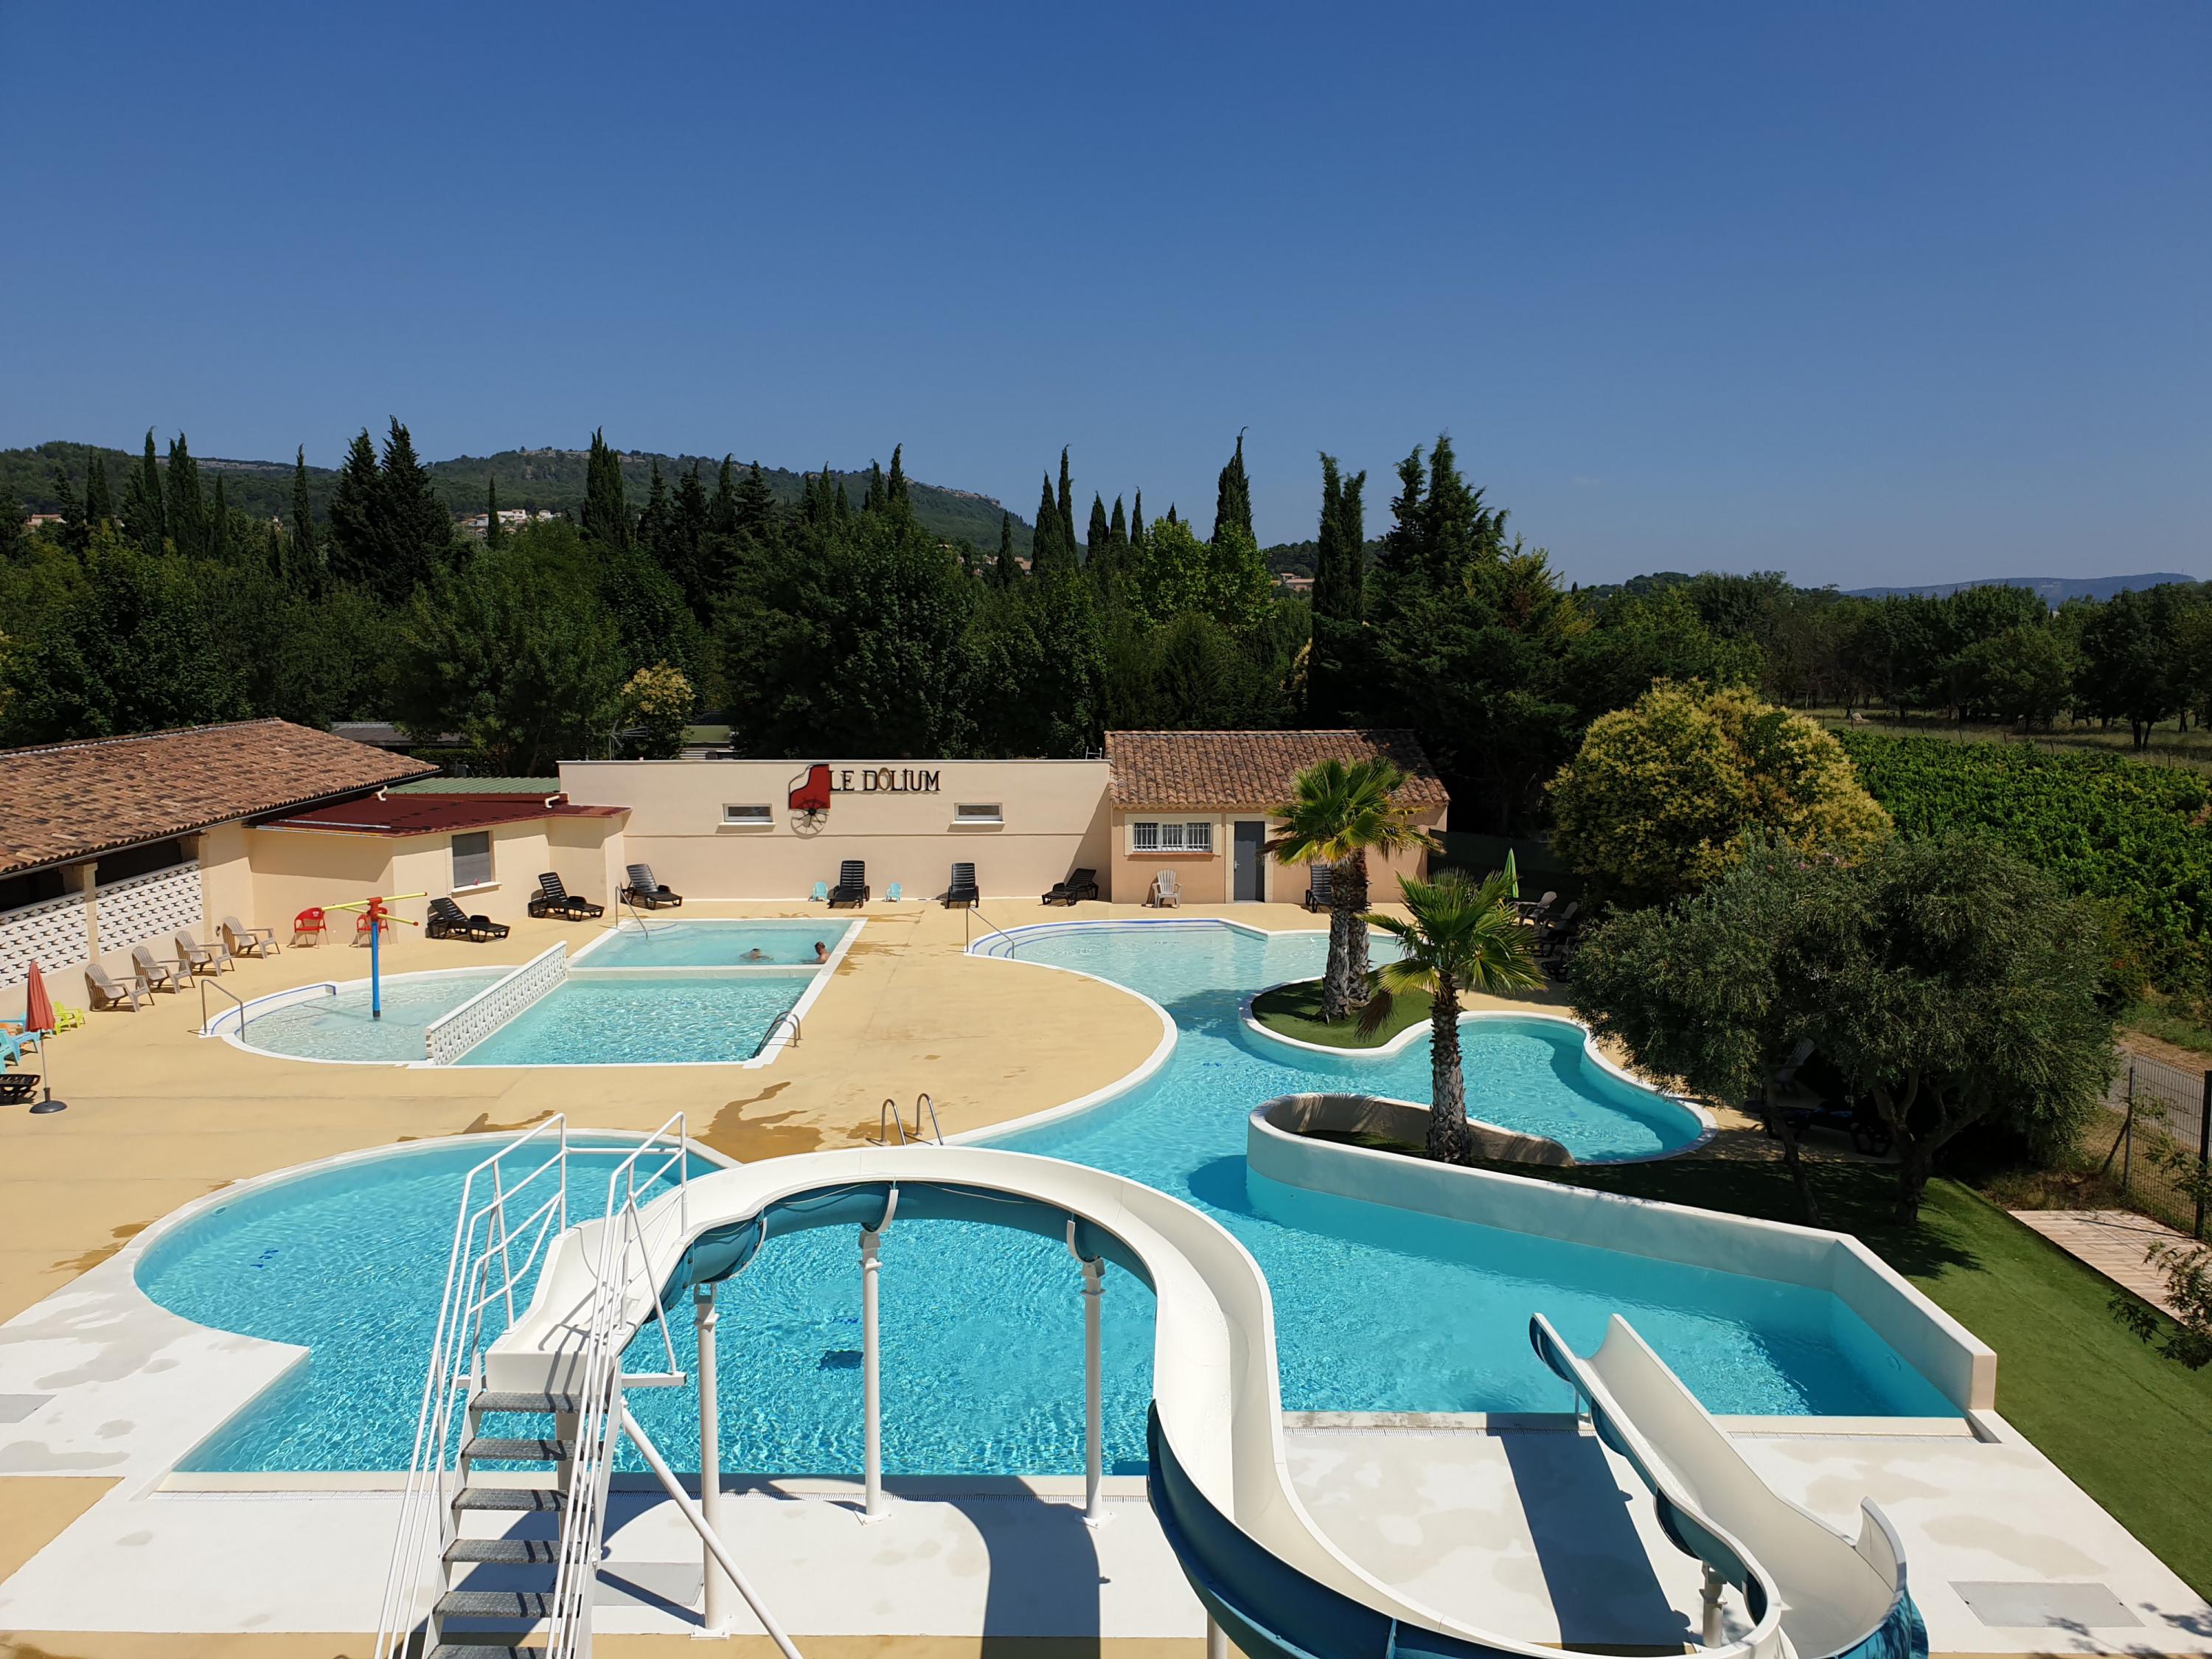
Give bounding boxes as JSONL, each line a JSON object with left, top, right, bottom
{"left": 1105, "top": 729, "right": 1450, "bottom": 810}
{"left": 264, "top": 793, "right": 625, "bottom": 837}
{"left": 0, "top": 719, "right": 439, "bottom": 877}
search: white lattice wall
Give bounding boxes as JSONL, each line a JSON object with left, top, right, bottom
{"left": 425, "top": 943, "right": 567, "bottom": 1065}
{"left": 0, "top": 894, "right": 92, "bottom": 990}
{"left": 94, "top": 863, "right": 206, "bottom": 957}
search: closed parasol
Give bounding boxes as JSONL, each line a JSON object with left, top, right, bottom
{"left": 22, "top": 961, "right": 65, "bottom": 1113}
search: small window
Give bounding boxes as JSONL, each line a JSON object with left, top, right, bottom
{"left": 722, "top": 803, "right": 773, "bottom": 825}
{"left": 1133, "top": 821, "right": 1160, "bottom": 852}
{"left": 1133, "top": 820, "right": 1212, "bottom": 853}
{"left": 452, "top": 831, "right": 493, "bottom": 889}
{"left": 953, "top": 802, "right": 1002, "bottom": 824}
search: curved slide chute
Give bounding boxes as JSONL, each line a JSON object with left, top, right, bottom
{"left": 1531, "top": 1313, "right": 1927, "bottom": 1659}
{"left": 485, "top": 1144, "right": 1889, "bottom": 1659}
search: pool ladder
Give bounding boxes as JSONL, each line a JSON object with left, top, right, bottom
{"left": 869, "top": 1093, "right": 944, "bottom": 1147}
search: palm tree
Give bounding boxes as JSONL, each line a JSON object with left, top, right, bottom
{"left": 1267, "top": 757, "right": 1439, "bottom": 1023}
{"left": 1366, "top": 869, "right": 1541, "bottom": 1164}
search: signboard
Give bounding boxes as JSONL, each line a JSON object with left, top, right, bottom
{"left": 828, "top": 767, "right": 941, "bottom": 795}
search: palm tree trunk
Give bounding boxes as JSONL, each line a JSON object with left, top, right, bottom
{"left": 1340, "top": 852, "right": 1372, "bottom": 1010}
{"left": 1425, "top": 973, "right": 1467, "bottom": 1164}
{"left": 1320, "top": 900, "right": 1354, "bottom": 1023}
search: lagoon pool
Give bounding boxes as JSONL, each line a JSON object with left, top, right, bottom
{"left": 456, "top": 970, "right": 815, "bottom": 1065}
{"left": 142, "top": 919, "right": 1954, "bottom": 1474}
{"left": 580, "top": 918, "right": 854, "bottom": 969}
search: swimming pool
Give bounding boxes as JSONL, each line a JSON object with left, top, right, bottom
{"left": 142, "top": 918, "right": 1955, "bottom": 1474}
{"left": 229, "top": 919, "right": 855, "bottom": 1065}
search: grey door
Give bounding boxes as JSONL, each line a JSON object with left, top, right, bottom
{"left": 1234, "top": 820, "right": 1266, "bottom": 902}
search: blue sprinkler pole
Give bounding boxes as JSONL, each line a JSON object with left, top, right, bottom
{"left": 369, "top": 901, "right": 383, "bottom": 1020}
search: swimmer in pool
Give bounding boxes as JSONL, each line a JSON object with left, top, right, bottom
{"left": 814, "top": 941, "right": 829, "bottom": 964}
{"left": 745, "top": 947, "right": 766, "bottom": 961}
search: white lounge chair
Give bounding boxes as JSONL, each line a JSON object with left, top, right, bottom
{"left": 221, "top": 914, "right": 280, "bottom": 958}
{"left": 86, "top": 961, "right": 152, "bottom": 1011}
{"left": 131, "top": 944, "right": 187, "bottom": 993}
{"left": 1150, "top": 869, "right": 1181, "bottom": 908}
{"left": 175, "top": 929, "right": 234, "bottom": 975}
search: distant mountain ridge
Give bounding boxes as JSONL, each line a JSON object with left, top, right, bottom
{"left": 1845, "top": 574, "right": 2196, "bottom": 602}
{"left": 1, "top": 439, "right": 1033, "bottom": 557}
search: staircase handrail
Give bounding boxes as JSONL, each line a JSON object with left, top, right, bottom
{"left": 373, "top": 1114, "right": 572, "bottom": 1658}
{"left": 543, "top": 1113, "right": 689, "bottom": 1659}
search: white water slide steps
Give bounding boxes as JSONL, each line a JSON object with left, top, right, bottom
{"left": 382, "top": 1141, "right": 1929, "bottom": 1659}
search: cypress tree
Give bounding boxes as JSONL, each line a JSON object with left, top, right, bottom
{"left": 484, "top": 476, "right": 503, "bottom": 546}
{"left": 580, "top": 429, "right": 632, "bottom": 551}
{"left": 668, "top": 461, "right": 712, "bottom": 614}
{"left": 1165, "top": 504, "right": 1179, "bottom": 527}
{"left": 290, "top": 447, "right": 316, "bottom": 568}
{"left": 1212, "top": 432, "right": 1253, "bottom": 546}
{"left": 710, "top": 456, "right": 740, "bottom": 537}
{"left": 265, "top": 518, "right": 286, "bottom": 581}
{"left": 1085, "top": 493, "right": 1109, "bottom": 565}
{"left": 1130, "top": 490, "right": 1145, "bottom": 546}
{"left": 1030, "top": 475, "right": 1066, "bottom": 580}
{"left": 84, "top": 453, "right": 114, "bottom": 528}
{"left": 734, "top": 462, "right": 776, "bottom": 541}
{"left": 207, "top": 473, "right": 232, "bottom": 563}
{"left": 833, "top": 479, "right": 852, "bottom": 519}
{"left": 122, "top": 430, "right": 166, "bottom": 554}
{"left": 378, "top": 418, "right": 456, "bottom": 592}
{"left": 166, "top": 434, "right": 208, "bottom": 559}
{"left": 52, "top": 466, "right": 87, "bottom": 554}
{"left": 1109, "top": 495, "right": 1128, "bottom": 550}
{"left": 327, "top": 430, "right": 383, "bottom": 588}
{"left": 1056, "top": 448, "right": 1076, "bottom": 555}
{"left": 639, "top": 459, "right": 673, "bottom": 558}
{"left": 0, "top": 484, "right": 27, "bottom": 564}
{"left": 993, "top": 511, "right": 1019, "bottom": 587}
{"left": 888, "top": 443, "right": 911, "bottom": 510}
{"left": 862, "top": 459, "right": 886, "bottom": 515}
{"left": 1308, "top": 452, "right": 1368, "bottom": 723}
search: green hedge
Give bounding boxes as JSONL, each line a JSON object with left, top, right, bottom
{"left": 1839, "top": 731, "right": 2212, "bottom": 991}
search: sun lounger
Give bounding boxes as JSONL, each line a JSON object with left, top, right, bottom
{"left": 828, "top": 860, "right": 869, "bottom": 908}
{"left": 175, "top": 929, "right": 234, "bottom": 975}
{"left": 1044, "top": 868, "right": 1099, "bottom": 906}
{"left": 86, "top": 961, "right": 151, "bottom": 1011}
{"left": 221, "top": 914, "right": 280, "bottom": 958}
{"left": 1301, "top": 863, "right": 1333, "bottom": 913}
{"left": 427, "top": 897, "right": 510, "bottom": 942}
{"left": 622, "top": 863, "right": 684, "bottom": 910}
{"left": 131, "top": 945, "right": 187, "bottom": 993}
{"left": 1150, "top": 869, "right": 1181, "bottom": 908}
{"left": 529, "top": 872, "right": 605, "bottom": 920}
{"left": 945, "top": 863, "right": 979, "bottom": 908}
{"left": 0, "top": 1030, "right": 38, "bottom": 1104}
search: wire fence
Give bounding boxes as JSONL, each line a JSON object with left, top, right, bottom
{"left": 2097, "top": 1050, "right": 2211, "bottom": 1238}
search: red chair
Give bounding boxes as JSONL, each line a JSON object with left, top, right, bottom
{"left": 292, "top": 907, "right": 327, "bottom": 946}
{"left": 355, "top": 910, "right": 392, "bottom": 944}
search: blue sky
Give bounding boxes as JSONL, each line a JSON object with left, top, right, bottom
{"left": 3, "top": 2, "right": 2204, "bottom": 587}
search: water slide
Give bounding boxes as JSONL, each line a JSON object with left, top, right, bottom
{"left": 483, "top": 1144, "right": 1905, "bottom": 1659}
{"left": 1531, "top": 1314, "right": 1926, "bottom": 1659}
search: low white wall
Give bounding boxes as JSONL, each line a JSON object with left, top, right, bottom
{"left": 1245, "top": 1108, "right": 1995, "bottom": 1413}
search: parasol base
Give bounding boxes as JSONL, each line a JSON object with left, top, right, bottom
{"left": 29, "top": 1097, "right": 66, "bottom": 1114}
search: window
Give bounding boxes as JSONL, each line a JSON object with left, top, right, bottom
{"left": 1132, "top": 820, "right": 1212, "bottom": 853}
{"left": 722, "top": 803, "right": 773, "bottom": 826}
{"left": 953, "top": 802, "right": 1003, "bottom": 824}
{"left": 451, "top": 831, "right": 493, "bottom": 889}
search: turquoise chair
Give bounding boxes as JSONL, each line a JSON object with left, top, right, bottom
{"left": 887, "top": 883, "right": 903, "bottom": 902}
{"left": 810, "top": 880, "right": 829, "bottom": 902}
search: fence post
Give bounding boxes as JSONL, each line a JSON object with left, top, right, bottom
{"left": 2122, "top": 1065, "right": 2135, "bottom": 1194}
{"left": 2197, "top": 1070, "right": 2211, "bottom": 1242}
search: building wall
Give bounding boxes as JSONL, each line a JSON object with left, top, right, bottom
{"left": 245, "top": 816, "right": 625, "bottom": 933}
{"left": 560, "top": 759, "right": 1113, "bottom": 901}
{"left": 195, "top": 821, "right": 256, "bottom": 940}
{"left": 1109, "top": 804, "right": 1444, "bottom": 908}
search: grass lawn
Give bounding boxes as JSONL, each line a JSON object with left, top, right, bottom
{"left": 1250, "top": 977, "right": 1431, "bottom": 1049}
{"left": 1496, "top": 1155, "right": 2212, "bottom": 1599}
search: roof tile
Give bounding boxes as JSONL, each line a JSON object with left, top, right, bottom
{"left": 1105, "top": 729, "right": 1449, "bottom": 810}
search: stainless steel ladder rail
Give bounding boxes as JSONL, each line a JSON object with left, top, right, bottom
{"left": 866, "top": 1094, "right": 943, "bottom": 1147}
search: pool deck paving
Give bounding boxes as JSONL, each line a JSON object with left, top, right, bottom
{"left": 1, "top": 900, "right": 2209, "bottom": 1657}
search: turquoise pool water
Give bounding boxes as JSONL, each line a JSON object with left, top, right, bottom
{"left": 142, "top": 919, "right": 1955, "bottom": 1474}
{"left": 456, "top": 970, "right": 814, "bottom": 1065}
{"left": 582, "top": 919, "right": 853, "bottom": 969}
{"left": 239, "top": 971, "right": 505, "bottom": 1062}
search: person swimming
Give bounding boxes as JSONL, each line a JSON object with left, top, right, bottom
{"left": 744, "top": 947, "right": 766, "bottom": 961}
{"left": 814, "top": 941, "right": 829, "bottom": 964}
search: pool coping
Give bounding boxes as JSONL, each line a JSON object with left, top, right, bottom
{"left": 200, "top": 918, "right": 863, "bottom": 1070}
{"left": 1235, "top": 979, "right": 1718, "bottom": 1164}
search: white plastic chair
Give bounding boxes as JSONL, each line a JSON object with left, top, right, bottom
{"left": 1151, "top": 869, "right": 1181, "bottom": 908}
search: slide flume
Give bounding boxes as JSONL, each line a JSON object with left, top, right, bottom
{"left": 485, "top": 1144, "right": 1899, "bottom": 1659}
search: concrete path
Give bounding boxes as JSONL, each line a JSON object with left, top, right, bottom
{"left": 2011, "top": 1208, "right": 2200, "bottom": 1320}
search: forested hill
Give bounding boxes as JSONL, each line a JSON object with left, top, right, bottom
{"left": 1, "top": 439, "right": 1032, "bottom": 557}
{"left": 1845, "top": 574, "right": 2194, "bottom": 602}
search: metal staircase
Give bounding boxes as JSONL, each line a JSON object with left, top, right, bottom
{"left": 373, "top": 1116, "right": 691, "bottom": 1659}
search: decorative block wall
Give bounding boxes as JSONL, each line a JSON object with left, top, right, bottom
{"left": 94, "top": 863, "right": 206, "bottom": 959}
{"left": 425, "top": 943, "right": 567, "bottom": 1065}
{"left": 0, "top": 894, "right": 93, "bottom": 991}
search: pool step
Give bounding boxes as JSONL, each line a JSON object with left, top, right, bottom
{"left": 428, "top": 1646, "right": 543, "bottom": 1659}
{"left": 445, "top": 1537, "right": 559, "bottom": 1565}
{"left": 467, "top": 1391, "right": 577, "bottom": 1416}
{"left": 452, "top": 1486, "right": 566, "bottom": 1514}
{"left": 438, "top": 1588, "right": 554, "bottom": 1621}
{"left": 460, "top": 1436, "right": 571, "bottom": 1464}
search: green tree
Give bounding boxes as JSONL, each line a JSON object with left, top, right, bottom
{"left": 83, "top": 454, "right": 113, "bottom": 529}
{"left": 638, "top": 459, "right": 673, "bottom": 561}
{"left": 326, "top": 429, "right": 383, "bottom": 589}
{"left": 0, "top": 485, "right": 27, "bottom": 566}
{"left": 1029, "top": 475, "right": 1068, "bottom": 579}
{"left": 1549, "top": 681, "right": 1892, "bottom": 907}
{"left": 1212, "top": 432, "right": 1253, "bottom": 546}
{"left": 2076, "top": 585, "right": 2180, "bottom": 747}
{"left": 376, "top": 418, "right": 453, "bottom": 578}
{"left": 992, "top": 510, "right": 1020, "bottom": 588}
{"left": 484, "top": 476, "right": 503, "bottom": 548}
{"left": 887, "top": 443, "right": 911, "bottom": 512}
{"left": 207, "top": 474, "right": 232, "bottom": 564}
{"left": 1056, "top": 447, "right": 1076, "bottom": 557}
{"left": 580, "top": 428, "right": 632, "bottom": 552}
{"left": 1367, "top": 869, "right": 1541, "bottom": 1164}
{"left": 1307, "top": 453, "right": 1367, "bottom": 723}
{"left": 165, "top": 434, "right": 208, "bottom": 560}
{"left": 1267, "top": 756, "right": 1439, "bottom": 1022}
{"left": 289, "top": 447, "right": 319, "bottom": 577}
{"left": 1129, "top": 490, "right": 1146, "bottom": 546}
{"left": 710, "top": 456, "right": 740, "bottom": 537}
{"left": 1086, "top": 493, "right": 1110, "bottom": 574}
{"left": 122, "top": 431, "right": 166, "bottom": 555}
{"left": 1947, "top": 625, "right": 2073, "bottom": 729}
{"left": 617, "top": 662, "right": 695, "bottom": 759}
{"left": 1123, "top": 515, "right": 1270, "bottom": 633}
